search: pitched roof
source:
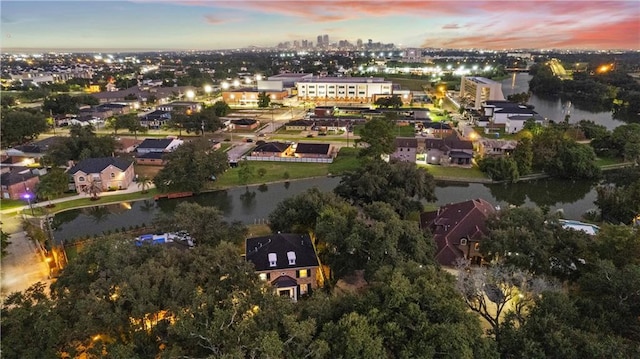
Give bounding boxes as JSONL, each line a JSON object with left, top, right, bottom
{"left": 0, "top": 168, "right": 38, "bottom": 186}
{"left": 253, "top": 142, "right": 291, "bottom": 153}
{"left": 286, "top": 119, "right": 315, "bottom": 127}
{"left": 14, "top": 136, "right": 64, "bottom": 153}
{"left": 420, "top": 199, "right": 495, "bottom": 266}
{"left": 422, "top": 122, "right": 452, "bottom": 130}
{"left": 245, "top": 233, "right": 319, "bottom": 271}
{"left": 67, "top": 157, "right": 132, "bottom": 175}
{"left": 231, "top": 118, "right": 258, "bottom": 125}
{"left": 395, "top": 137, "right": 418, "bottom": 148}
{"left": 137, "top": 138, "right": 174, "bottom": 150}
{"left": 295, "top": 143, "right": 331, "bottom": 154}
{"left": 136, "top": 152, "right": 165, "bottom": 160}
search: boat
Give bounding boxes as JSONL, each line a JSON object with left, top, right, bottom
{"left": 134, "top": 231, "right": 194, "bottom": 247}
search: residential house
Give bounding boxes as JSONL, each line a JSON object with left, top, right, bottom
{"left": 67, "top": 157, "right": 135, "bottom": 193}
{"left": 135, "top": 152, "right": 166, "bottom": 166}
{"left": 139, "top": 110, "right": 171, "bottom": 129}
{"left": 314, "top": 119, "right": 350, "bottom": 132}
{"left": 506, "top": 115, "right": 544, "bottom": 134}
{"left": 294, "top": 143, "right": 332, "bottom": 159}
{"left": 285, "top": 119, "right": 315, "bottom": 131}
{"left": 251, "top": 142, "right": 294, "bottom": 157}
{"left": 314, "top": 106, "right": 335, "bottom": 117}
{"left": 221, "top": 88, "right": 288, "bottom": 106}
{"left": 136, "top": 138, "right": 184, "bottom": 154}
{"left": 420, "top": 121, "right": 454, "bottom": 137}
{"left": 479, "top": 101, "right": 544, "bottom": 130}
{"left": 477, "top": 139, "right": 518, "bottom": 157}
{"left": 157, "top": 101, "right": 201, "bottom": 114}
{"left": 424, "top": 133, "right": 474, "bottom": 165}
{"left": 1, "top": 168, "right": 40, "bottom": 200}
{"left": 117, "top": 138, "right": 143, "bottom": 154}
{"left": 8, "top": 136, "right": 65, "bottom": 165}
{"left": 391, "top": 137, "right": 418, "bottom": 162}
{"left": 231, "top": 118, "right": 260, "bottom": 131}
{"left": 245, "top": 233, "right": 320, "bottom": 300}
{"left": 96, "top": 103, "right": 130, "bottom": 116}
{"left": 420, "top": 199, "right": 496, "bottom": 266}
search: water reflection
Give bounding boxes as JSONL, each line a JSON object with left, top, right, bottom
{"left": 53, "top": 176, "right": 605, "bottom": 243}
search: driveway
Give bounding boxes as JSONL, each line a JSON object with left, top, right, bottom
{"left": 226, "top": 143, "right": 255, "bottom": 162}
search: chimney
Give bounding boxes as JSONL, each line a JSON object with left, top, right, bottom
{"left": 287, "top": 251, "right": 296, "bottom": 265}
{"left": 268, "top": 253, "right": 277, "bottom": 267}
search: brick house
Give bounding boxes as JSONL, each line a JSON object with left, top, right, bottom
{"left": 245, "top": 233, "right": 320, "bottom": 300}
{"left": 251, "top": 142, "right": 294, "bottom": 157}
{"left": 0, "top": 168, "right": 40, "bottom": 200}
{"left": 230, "top": 118, "right": 260, "bottom": 131}
{"left": 67, "top": 157, "right": 135, "bottom": 193}
{"left": 285, "top": 119, "right": 315, "bottom": 131}
{"left": 419, "top": 199, "right": 496, "bottom": 266}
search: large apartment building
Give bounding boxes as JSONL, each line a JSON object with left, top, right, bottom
{"left": 459, "top": 76, "right": 505, "bottom": 109}
{"left": 296, "top": 77, "right": 393, "bottom": 103}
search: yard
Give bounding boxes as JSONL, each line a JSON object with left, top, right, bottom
{"left": 384, "top": 77, "right": 431, "bottom": 91}
{"left": 211, "top": 162, "right": 330, "bottom": 188}
{"left": 419, "top": 163, "right": 489, "bottom": 180}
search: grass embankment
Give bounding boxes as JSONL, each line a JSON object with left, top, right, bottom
{"left": 384, "top": 77, "right": 430, "bottom": 91}
{"left": 420, "top": 164, "right": 489, "bottom": 180}
{"left": 210, "top": 147, "right": 362, "bottom": 189}
{"left": 18, "top": 189, "right": 159, "bottom": 217}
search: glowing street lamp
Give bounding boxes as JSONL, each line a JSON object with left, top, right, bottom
{"left": 185, "top": 90, "right": 195, "bottom": 101}
{"left": 23, "top": 193, "right": 35, "bottom": 216}
{"left": 221, "top": 81, "right": 230, "bottom": 90}
{"left": 255, "top": 74, "right": 263, "bottom": 81}
{"left": 232, "top": 79, "right": 240, "bottom": 87}
{"left": 204, "top": 84, "right": 212, "bottom": 94}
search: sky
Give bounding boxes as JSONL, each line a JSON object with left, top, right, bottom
{"left": 1, "top": 0, "right": 639, "bottom": 52}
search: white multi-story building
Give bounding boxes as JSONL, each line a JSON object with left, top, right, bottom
{"left": 459, "top": 76, "right": 505, "bottom": 109}
{"left": 296, "top": 77, "right": 392, "bottom": 102}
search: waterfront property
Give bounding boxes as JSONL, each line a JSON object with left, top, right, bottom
{"left": 459, "top": 76, "right": 505, "bottom": 109}
{"left": 67, "top": 157, "right": 135, "bottom": 193}
{"left": 423, "top": 133, "right": 474, "bottom": 166}
{"left": 391, "top": 137, "right": 418, "bottom": 162}
{"left": 420, "top": 198, "right": 496, "bottom": 266}
{"left": 245, "top": 233, "right": 320, "bottom": 300}
{"left": 476, "top": 139, "right": 518, "bottom": 157}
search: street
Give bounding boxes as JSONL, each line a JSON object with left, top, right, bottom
{"left": 1, "top": 216, "right": 51, "bottom": 299}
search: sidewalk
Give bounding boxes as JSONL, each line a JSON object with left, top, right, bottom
{"left": 0, "top": 184, "right": 155, "bottom": 216}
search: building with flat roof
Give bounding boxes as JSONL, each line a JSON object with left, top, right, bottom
{"left": 459, "top": 76, "right": 505, "bottom": 109}
{"left": 296, "top": 76, "right": 393, "bottom": 103}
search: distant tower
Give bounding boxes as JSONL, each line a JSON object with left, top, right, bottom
{"left": 323, "top": 34, "right": 329, "bottom": 46}
{"left": 357, "top": 39, "right": 363, "bottom": 48}
{"left": 317, "top": 35, "right": 323, "bottom": 47}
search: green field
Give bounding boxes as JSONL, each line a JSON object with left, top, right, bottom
{"left": 328, "top": 147, "right": 361, "bottom": 175}
{"left": 385, "top": 77, "right": 431, "bottom": 91}
{"left": 212, "top": 162, "right": 330, "bottom": 188}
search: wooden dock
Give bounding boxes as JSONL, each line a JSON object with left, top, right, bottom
{"left": 154, "top": 192, "right": 194, "bottom": 200}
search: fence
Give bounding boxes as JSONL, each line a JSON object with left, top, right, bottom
{"left": 244, "top": 156, "right": 333, "bottom": 164}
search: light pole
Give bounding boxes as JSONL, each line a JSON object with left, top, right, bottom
{"left": 23, "top": 193, "right": 35, "bottom": 216}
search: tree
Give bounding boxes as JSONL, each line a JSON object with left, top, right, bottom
{"left": 356, "top": 116, "right": 396, "bottom": 158}
{"left": 211, "top": 100, "right": 231, "bottom": 116}
{"left": 83, "top": 178, "right": 102, "bottom": 200}
{"left": 595, "top": 179, "right": 640, "bottom": 224}
{"left": 154, "top": 202, "right": 246, "bottom": 247}
{"left": 153, "top": 139, "right": 229, "bottom": 193}
{"left": 105, "top": 114, "right": 135, "bottom": 135}
{"left": 1, "top": 94, "right": 17, "bottom": 108}
{"left": 506, "top": 92, "right": 531, "bottom": 104}
{"left": 136, "top": 175, "right": 152, "bottom": 194}
{"left": 1, "top": 230, "right": 10, "bottom": 258}
{"left": 237, "top": 160, "right": 255, "bottom": 186}
{"left": 374, "top": 95, "right": 402, "bottom": 108}
{"left": 257, "top": 167, "right": 267, "bottom": 179}
{"left": 36, "top": 169, "right": 69, "bottom": 205}
{"left": 477, "top": 156, "right": 520, "bottom": 182}
{"left": 334, "top": 159, "right": 436, "bottom": 218}
{"left": 257, "top": 91, "right": 271, "bottom": 108}
{"left": 0, "top": 110, "right": 49, "bottom": 147}
{"left": 268, "top": 188, "right": 347, "bottom": 233}
{"left": 512, "top": 137, "right": 533, "bottom": 175}
{"left": 42, "top": 94, "right": 78, "bottom": 115}
{"left": 44, "top": 125, "right": 117, "bottom": 166}
{"left": 544, "top": 140, "right": 600, "bottom": 179}
{"left": 186, "top": 106, "right": 223, "bottom": 135}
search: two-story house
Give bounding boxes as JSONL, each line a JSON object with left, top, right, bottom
{"left": 67, "top": 157, "right": 135, "bottom": 193}
{"left": 245, "top": 233, "right": 320, "bottom": 300}
{"left": 391, "top": 137, "right": 418, "bottom": 162}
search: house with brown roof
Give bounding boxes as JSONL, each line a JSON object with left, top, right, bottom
{"left": 424, "top": 133, "right": 474, "bottom": 166}
{"left": 230, "top": 118, "right": 260, "bottom": 131}
{"left": 285, "top": 119, "right": 315, "bottom": 131}
{"left": 67, "top": 157, "right": 135, "bottom": 193}
{"left": 420, "top": 199, "right": 495, "bottom": 266}
{"left": 251, "top": 142, "right": 294, "bottom": 157}
{"left": 477, "top": 139, "right": 518, "bottom": 157}
{"left": 391, "top": 137, "right": 418, "bottom": 162}
{"left": 245, "top": 233, "right": 321, "bottom": 300}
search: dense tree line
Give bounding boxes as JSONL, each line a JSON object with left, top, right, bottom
{"left": 44, "top": 125, "right": 117, "bottom": 166}
{"left": 0, "top": 109, "right": 49, "bottom": 147}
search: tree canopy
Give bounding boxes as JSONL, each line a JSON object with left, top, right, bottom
{"left": 153, "top": 139, "right": 229, "bottom": 193}
{"left": 44, "top": 125, "right": 117, "bottom": 166}
{"left": 356, "top": 116, "right": 396, "bottom": 158}
{"left": 0, "top": 109, "right": 48, "bottom": 147}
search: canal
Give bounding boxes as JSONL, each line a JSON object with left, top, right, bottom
{"left": 52, "top": 176, "right": 601, "bottom": 243}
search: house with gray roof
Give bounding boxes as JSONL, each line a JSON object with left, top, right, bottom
{"left": 67, "top": 157, "right": 134, "bottom": 193}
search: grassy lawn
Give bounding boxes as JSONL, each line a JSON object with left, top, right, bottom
{"left": 328, "top": 147, "right": 362, "bottom": 175}
{"left": 19, "top": 189, "right": 159, "bottom": 216}
{"left": 0, "top": 199, "right": 27, "bottom": 211}
{"left": 219, "top": 143, "right": 233, "bottom": 152}
{"left": 595, "top": 156, "right": 624, "bottom": 167}
{"left": 394, "top": 125, "right": 416, "bottom": 137}
{"left": 385, "top": 77, "right": 430, "bottom": 91}
{"left": 419, "top": 164, "right": 489, "bottom": 179}
{"left": 275, "top": 128, "right": 302, "bottom": 135}
{"left": 211, "top": 162, "right": 330, "bottom": 188}
{"left": 134, "top": 164, "right": 163, "bottom": 179}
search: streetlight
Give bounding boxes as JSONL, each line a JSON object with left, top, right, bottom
{"left": 185, "top": 90, "right": 195, "bottom": 101}
{"left": 23, "top": 193, "right": 35, "bottom": 216}
{"left": 221, "top": 81, "right": 230, "bottom": 90}
{"left": 233, "top": 79, "right": 240, "bottom": 87}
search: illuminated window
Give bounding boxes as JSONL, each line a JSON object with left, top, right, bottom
{"left": 298, "top": 269, "right": 308, "bottom": 278}
{"left": 259, "top": 273, "right": 268, "bottom": 281}
{"left": 474, "top": 243, "right": 480, "bottom": 250}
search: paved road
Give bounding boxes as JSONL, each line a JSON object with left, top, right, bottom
{"left": 1, "top": 223, "right": 51, "bottom": 298}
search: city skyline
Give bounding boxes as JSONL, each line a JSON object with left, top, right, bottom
{"left": 1, "top": 0, "right": 639, "bottom": 52}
